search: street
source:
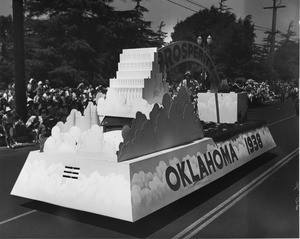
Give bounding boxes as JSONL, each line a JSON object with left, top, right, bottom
{"left": 0, "top": 100, "right": 298, "bottom": 238}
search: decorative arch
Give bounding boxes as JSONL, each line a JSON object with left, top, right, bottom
{"left": 158, "top": 41, "right": 220, "bottom": 92}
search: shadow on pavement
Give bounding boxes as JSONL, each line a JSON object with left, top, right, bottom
{"left": 22, "top": 151, "right": 277, "bottom": 238}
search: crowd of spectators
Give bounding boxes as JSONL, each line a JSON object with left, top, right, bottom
{"left": 0, "top": 79, "right": 106, "bottom": 148}
{"left": 245, "top": 80, "right": 298, "bottom": 104}
{"left": 0, "top": 76, "right": 298, "bottom": 148}
{"left": 218, "top": 79, "right": 299, "bottom": 104}
{"left": 172, "top": 72, "right": 298, "bottom": 107}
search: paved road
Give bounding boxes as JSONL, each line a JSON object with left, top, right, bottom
{"left": 0, "top": 100, "right": 298, "bottom": 238}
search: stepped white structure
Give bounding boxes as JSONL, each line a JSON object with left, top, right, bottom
{"left": 109, "top": 47, "right": 169, "bottom": 104}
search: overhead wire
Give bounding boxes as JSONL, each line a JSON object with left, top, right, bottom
{"left": 186, "top": 0, "right": 208, "bottom": 10}
{"left": 254, "top": 25, "right": 271, "bottom": 31}
{"left": 166, "top": 0, "right": 198, "bottom": 13}
{"left": 255, "top": 28, "right": 268, "bottom": 32}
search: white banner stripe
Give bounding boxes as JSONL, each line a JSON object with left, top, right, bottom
{"left": 173, "top": 148, "right": 298, "bottom": 239}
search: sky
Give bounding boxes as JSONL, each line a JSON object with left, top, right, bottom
{"left": 111, "top": 0, "right": 299, "bottom": 44}
{"left": 0, "top": 0, "right": 299, "bottom": 44}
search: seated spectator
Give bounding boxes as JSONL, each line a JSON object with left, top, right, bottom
{"left": 15, "top": 115, "right": 27, "bottom": 137}
{"left": 47, "top": 104, "right": 55, "bottom": 119}
{"left": 56, "top": 103, "right": 67, "bottom": 122}
{"left": 60, "top": 104, "right": 69, "bottom": 123}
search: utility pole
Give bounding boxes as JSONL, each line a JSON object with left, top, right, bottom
{"left": 263, "top": 0, "right": 286, "bottom": 84}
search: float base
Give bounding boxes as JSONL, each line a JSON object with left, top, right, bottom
{"left": 11, "top": 126, "right": 276, "bottom": 222}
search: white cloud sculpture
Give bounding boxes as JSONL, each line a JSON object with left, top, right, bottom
{"left": 44, "top": 125, "right": 122, "bottom": 161}
{"left": 43, "top": 100, "right": 125, "bottom": 160}
{"left": 97, "top": 88, "right": 154, "bottom": 118}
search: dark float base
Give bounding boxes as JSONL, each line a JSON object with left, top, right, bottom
{"left": 203, "top": 120, "right": 265, "bottom": 143}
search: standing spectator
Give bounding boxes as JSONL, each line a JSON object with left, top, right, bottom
{"left": 0, "top": 93, "right": 9, "bottom": 114}
{"left": 177, "top": 71, "right": 200, "bottom": 113}
{"left": 6, "top": 88, "right": 15, "bottom": 110}
{"left": 38, "top": 107, "right": 57, "bottom": 152}
{"left": 27, "top": 78, "right": 37, "bottom": 99}
{"left": 179, "top": 71, "right": 200, "bottom": 95}
{"left": 0, "top": 93, "right": 8, "bottom": 138}
{"left": 2, "top": 107, "right": 16, "bottom": 148}
{"left": 33, "top": 88, "right": 46, "bottom": 106}
{"left": 26, "top": 105, "right": 40, "bottom": 143}
{"left": 178, "top": 71, "right": 200, "bottom": 95}
{"left": 36, "top": 81, "right": 44, "bottom": 96}
{"left": 43, "top": 79, "right": 50, "bottom": 92}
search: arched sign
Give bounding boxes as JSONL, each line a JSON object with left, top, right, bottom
{"left": 158, "top": 41, "right": 220, "bottom": 92}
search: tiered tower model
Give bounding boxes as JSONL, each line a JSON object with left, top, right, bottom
{"left": 109, "top": 47, "right": 168, "bottom": 104}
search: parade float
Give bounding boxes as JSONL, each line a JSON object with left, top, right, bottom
{"left": 11, "top": 42, "right": 276, "bottom": 222}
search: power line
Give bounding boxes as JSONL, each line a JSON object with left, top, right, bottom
{"left": 255, "top": 27, "right": 284, "bottom": 38}
{"left": 254, "top": 29, "right": 281, "bottom": 35}
{"left": 255, "top": 28, "right": 269, "bottom": 32}
{"left": 166, "top": 0, "right": 198, "bottom": 13}
{"left": 186, "top": 0, "right": 208, "bottom": 10}
{"left": 254, "top": 24, "right": 271, "bottom": 30}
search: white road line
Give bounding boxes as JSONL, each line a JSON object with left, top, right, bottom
{"left": 0, "top": 210, "right": 36, "bottom": 226}
{"left": 183, "top": 149, "right": 298, "bottom": 239}
{"left": 173, "top": 148, "right": 299, "bottom": 239}
{"left": 173, "top": 114, "right": 297, "bottom": 238}
{"left": 267, "top": 115, "right": 296, "bottom": 127}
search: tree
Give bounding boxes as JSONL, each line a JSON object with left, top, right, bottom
{"left": 0, "top": 15, "right": 13, "bottom": 62}
{"left": 218, "top": 0, "right": 232, "bottom": 13}
{"left": 22, "top": 0, "right": 165, "bottom": 87}
{"left": 269, "top": 21, "right": 299, "bottom": 83}
{"left": 171, "top": 6, "right": 256, "bottom": 80}
{"left": 24, "top": 0, "right": 117, "bottom": 87}
{"left": 0, "top": 15, "right": 14, "bottom": 89}
{"left": 155, "top": 21, "right": 168, "bottom": 47}
{"left": 273, "top": 39, "right": 299, "bottom": 82}
{"left": 1, "top": 0, "right": 168, "bottom": 88}
{"left": 277, "top": 21, "right": 297, "bottom": 46}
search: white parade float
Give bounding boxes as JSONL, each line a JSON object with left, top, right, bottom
{"left": 11, "top": 42, "right": 276, "bottom": 222}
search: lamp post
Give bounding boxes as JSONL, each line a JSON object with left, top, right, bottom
{"left": 197, "top": 35, "right": 202, "bottom": 45}
{"left": 197, "top": 35, "right": 212, "bottom": 50}
{"left": 197, "top": 34, "right": 220, "bottom": 122}
{"left": 197, "top": 35, "right": 213, "bottom": 90}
